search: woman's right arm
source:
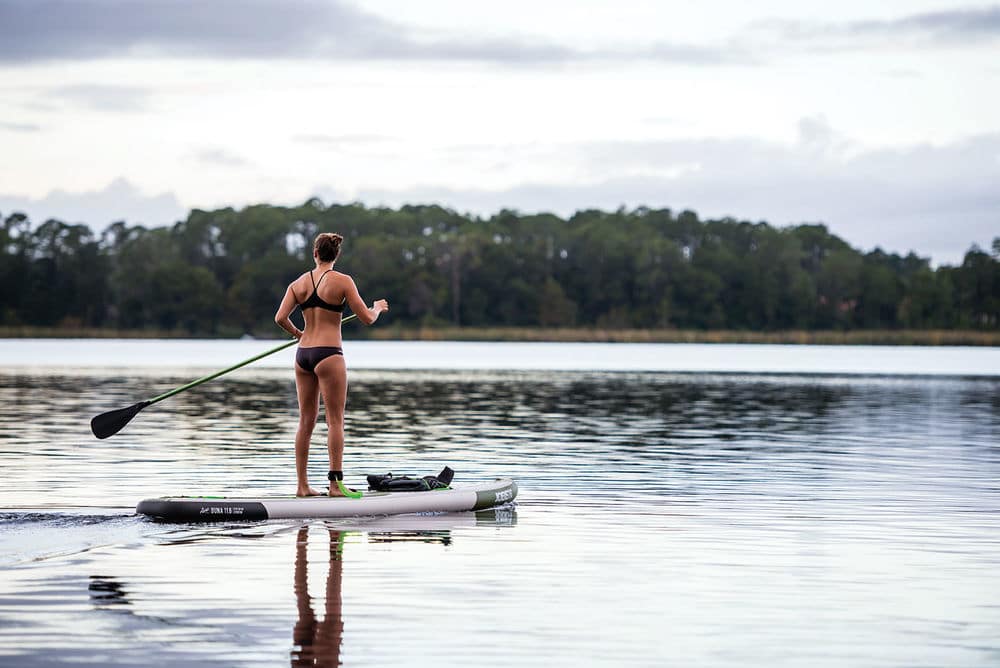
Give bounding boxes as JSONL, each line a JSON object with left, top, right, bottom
{"left": 274, "top": 283, "right": 304, "bottom": 339}
{"left": 343, "top": 276, "right": 388, "bottom": 325}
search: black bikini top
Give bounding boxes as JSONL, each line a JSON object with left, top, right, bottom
{"left": 299, "top": 269, "right": 346, "bottom": 312}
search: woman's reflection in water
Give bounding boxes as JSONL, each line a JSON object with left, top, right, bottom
{"left": 292, "top": 526, "right": 345, "bottom": 668}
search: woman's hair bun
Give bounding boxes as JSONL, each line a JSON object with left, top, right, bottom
{"left": 314, "top": 233, "right": 343, "bottom": 262}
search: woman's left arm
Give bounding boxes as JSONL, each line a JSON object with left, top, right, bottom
{"left": 274, "top": 284, "right": 303, "bottom": 339}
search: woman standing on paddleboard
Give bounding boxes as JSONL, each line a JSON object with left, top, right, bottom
{"left": 274, "top": 233, "right": 389, "bottom": 497}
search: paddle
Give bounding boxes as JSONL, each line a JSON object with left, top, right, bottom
{"left": 91, "top": 314, "right": 358, "bottom": 439}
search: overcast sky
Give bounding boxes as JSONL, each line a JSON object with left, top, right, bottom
{"left": 0, "top": 0, "right": 997, "bottom": 264}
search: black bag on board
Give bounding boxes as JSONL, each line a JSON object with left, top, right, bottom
{"left": 366, "top": 466, "right": 454, "bottom": 492}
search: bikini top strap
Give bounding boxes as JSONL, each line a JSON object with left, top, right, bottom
{"left": 314, "top": 269, "right": 333, "bottom": 289}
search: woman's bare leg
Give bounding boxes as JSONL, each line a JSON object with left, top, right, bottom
{"left": 314, "top": 355, "right": 348, "bottom": 496}
{"left": 294, "top": 363, "right": 323, "bottom": 496}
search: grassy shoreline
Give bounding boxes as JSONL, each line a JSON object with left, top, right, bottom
{"left": 1, "top": 325, "right": 997, "bottom": 346}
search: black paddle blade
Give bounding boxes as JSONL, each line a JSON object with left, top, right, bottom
{"left": 91, "top": 401, "right": 151, "bottom": 439}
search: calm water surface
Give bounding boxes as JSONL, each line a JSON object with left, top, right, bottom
{"left": 0, "top": 340, "right": 998, "bottom": 667}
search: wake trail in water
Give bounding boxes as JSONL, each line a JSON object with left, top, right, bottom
{"left": 0, "top": 511, "right": 129, "bottom": 527}
{"left": 0, "top": 511, "right": 144, "bottom": 567}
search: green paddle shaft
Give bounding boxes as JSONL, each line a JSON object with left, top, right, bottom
{"left": 91, "top": 313, "right": 361, "bottom": 439}
{"left": 148, "top": 313, "right": 358, "bottom": 405}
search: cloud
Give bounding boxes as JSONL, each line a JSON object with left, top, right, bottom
{"left": 2, "top": 1, "right": 994, "bottom": 66}
{"left": 192, "top": 148, "right": 250, "bottom": 167}
{"left": 44, "top": 84, "right": 152, "bottom": 112}
{"left": 0, "top": 0, "right": 737, "bottom": 65}
{"left": 0, "top": 177, "right": 185, "bottom": 228}
{"left": 0, "top": 120, "right": 41, "bottom": 132}
{"left": 751, "top": 5, "right": 1000, "bottom": 49}
{"left": 852, "top": 5, "right": 1000, "bottom": 42}
{"left": 293, "top": 133, "right": 396, "bottom": 148}
{"left": 356, "top": 130, "right": 1000, "bottom": 266}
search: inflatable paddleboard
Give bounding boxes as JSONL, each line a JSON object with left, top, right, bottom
{"left": 136, "top": 478, "right": 517, "bottom": 522}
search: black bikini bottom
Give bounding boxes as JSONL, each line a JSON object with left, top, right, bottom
{"left": 295, "top": 346, "right": 344, "bottom": 373}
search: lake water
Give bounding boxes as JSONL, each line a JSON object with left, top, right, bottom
{"left": 0, "top": 339, "right": 998, "bottom": 667}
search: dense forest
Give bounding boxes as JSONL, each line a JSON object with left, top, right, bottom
{"left": 1, "top": 201, "right": 997, "bottom": 336}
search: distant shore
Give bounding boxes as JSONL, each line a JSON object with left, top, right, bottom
{"left": 1, "top": 326, "right": 997, "bottom": 346}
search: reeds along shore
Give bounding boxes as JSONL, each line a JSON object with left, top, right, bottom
{"left": 1, "top": 326, "right": 998, "bottom": 346}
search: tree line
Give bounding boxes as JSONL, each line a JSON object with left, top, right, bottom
{"left": 1, "top": 201, "right": 997, "bottom": 335}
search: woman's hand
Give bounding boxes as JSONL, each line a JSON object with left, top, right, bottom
{"left": 373, "top": 299, "right": 389, "bottom": 313}
{"left": 275, "top": 284, "right": 305, "bottom": 339}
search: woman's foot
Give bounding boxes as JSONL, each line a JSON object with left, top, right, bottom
{"left": 296, "top": 486, "right": 324, "bottom": 497}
